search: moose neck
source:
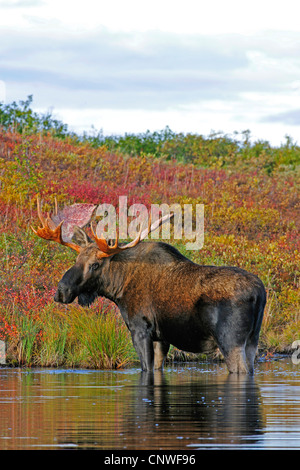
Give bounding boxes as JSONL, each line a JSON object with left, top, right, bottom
{"left": 97, "top": 255, "right": 129, "bottom": 303}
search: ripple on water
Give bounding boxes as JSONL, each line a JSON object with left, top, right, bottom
{"left": 0, "top": 358, "right": 299, "bottom": 450}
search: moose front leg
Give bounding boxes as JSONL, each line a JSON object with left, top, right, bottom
{"left": 130, "top": 326, "right": 154, "bottom": 371}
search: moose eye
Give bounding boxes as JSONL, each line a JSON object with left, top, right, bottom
{"left": 90, "top": 262, "right": 100, "bottom": 271}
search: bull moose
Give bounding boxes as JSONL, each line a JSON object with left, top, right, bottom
{"left": 32, "top": 198, "right": 266, "bottom": 374}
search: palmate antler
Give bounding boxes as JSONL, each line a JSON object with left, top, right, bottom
{"left": 32, "top": 197, "right": 173, "bottom": 257}
{"left": 31, "top": 197, "right": 96, "bottom": 253}
{"left": 31, "top": 197, "right": 83, "bottom": 252}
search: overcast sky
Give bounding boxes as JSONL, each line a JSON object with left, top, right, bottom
{"left": 1, "top": 0, "right": 300, "bottom": 145}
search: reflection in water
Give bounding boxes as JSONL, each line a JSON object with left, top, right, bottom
{"left": 0, "top": 359, "right": 299, "bottom": 450}
{"left": 132, "top": 371, "right": 263, "bottom": 449}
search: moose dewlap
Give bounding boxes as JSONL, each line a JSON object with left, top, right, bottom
{"left": 32, "top": 198, "right": 266, "bottom": 374}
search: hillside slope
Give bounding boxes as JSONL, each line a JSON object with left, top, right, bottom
{"left": 0, "top": 125, "right": 299, "bottom": 366}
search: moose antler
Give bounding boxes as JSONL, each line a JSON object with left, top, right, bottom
{"left": 32, "top": 197, "right": 173, "bottom": 257}
{"left": 31, "top": 197, "right": 97, "bottom": 253}
{"left": 91, "top": 213, "right": 173, "bottom": 257}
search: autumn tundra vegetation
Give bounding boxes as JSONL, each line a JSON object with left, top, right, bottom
{"left": 0, "top": 96, "right": 299, "bottom": 368}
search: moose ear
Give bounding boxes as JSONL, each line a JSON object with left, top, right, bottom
{"left": 72, "top": 225, "right": 92, "bottom": 247}
{"left": 107, "top": 238, "right": 116, "bottom": 247}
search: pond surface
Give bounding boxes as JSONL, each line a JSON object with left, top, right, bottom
{"left": 0, "top": 358, "right": 299, "bottom": 450}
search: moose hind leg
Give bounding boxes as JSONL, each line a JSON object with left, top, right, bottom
{"left": 153, "top": 341, "right": 170, "bottom": 370}
{"left": 245, "top": 335, "right": 259, "bottom": 374}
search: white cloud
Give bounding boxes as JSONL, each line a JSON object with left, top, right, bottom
{"left": 5, "top": 0, "right": 299, "bottom": 35}
{"left": 0, "top": 80, "right": 6, "bottom": 102}
{"left": 1, "top": 0, "right": 300, "bottom": 144}
{"left": 2, "top": 0, "right": 300, "bottom": 34}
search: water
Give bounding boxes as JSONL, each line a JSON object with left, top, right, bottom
{"left": 0, "top": 358, "right": 299, "bottom": 450}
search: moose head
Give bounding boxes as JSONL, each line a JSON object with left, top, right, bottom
{"left": 31, "top": 197, "right": 172, "bottom": 307}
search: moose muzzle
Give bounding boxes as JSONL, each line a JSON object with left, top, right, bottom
{"left": 54, "top": 265, "right": 82, "bottom": 304}
{"left": 54, "top": 283, "right": 77, "bottom": 304}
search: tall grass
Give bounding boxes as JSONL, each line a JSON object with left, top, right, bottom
{"left": 1, "top": 300, "right": 136, "bottom": 369}
{"left": 38, "top": 307, "right": 69, "bottom": 367}
{"left": 65, "top": 306, "right": 136, "bottom": 369}
{"left": 16, "top": 315, "right": 41, "bottom": 366}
